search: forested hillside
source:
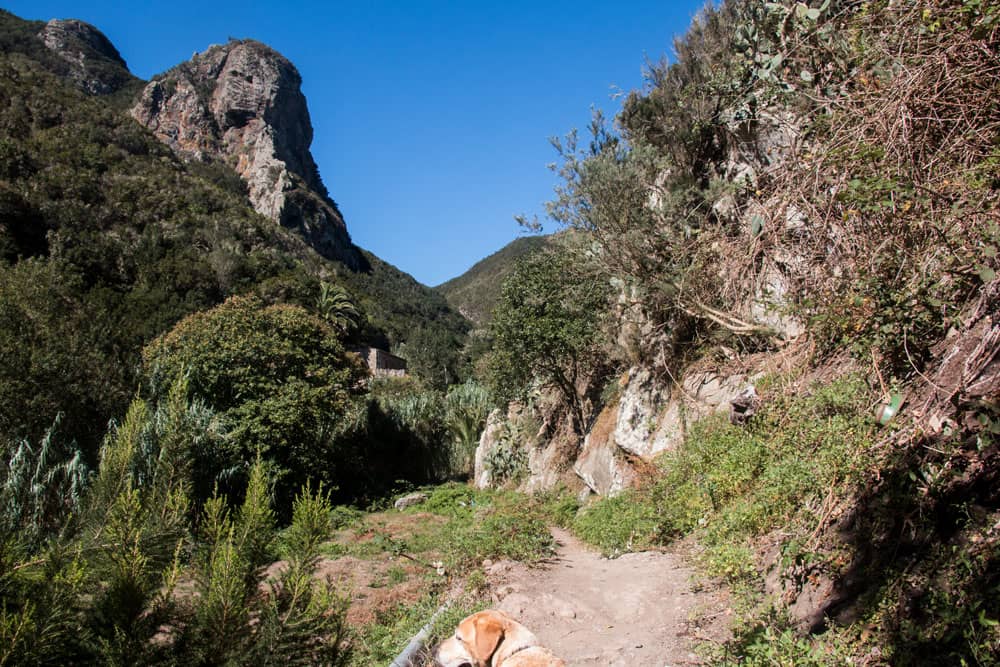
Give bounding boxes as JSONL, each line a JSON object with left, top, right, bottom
{"left": 436, "top": 234, "right": 549, "bottom": 326}
{"left": 0, "top": 8, "right": 487, "bottom": 663}
{"left": 0, "top": 10, "right": 469, "bottom": 459}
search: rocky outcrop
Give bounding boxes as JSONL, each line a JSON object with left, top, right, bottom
{"left": 474, "top": 366, "right": 755, "bottom": 498}
{"left": 131, "top": 40, "right": 360, "bottom": 268}
{"left": 613, "top": 367, "right": 751, "bottom": 460}
{"left": 475, "top": 401, "right": 582, "bottom": 493}
{"left": 38, "top": 19, "right": 133, "bottom": 94}
{"left": 473, "top": 409, "right": 506, "bottom": 489}
{"left": 573, "top": 402, "right": 636, "bottom": 496}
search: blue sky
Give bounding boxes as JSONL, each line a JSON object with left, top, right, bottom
{"left": 7, "top": 1, "right": 705, "bottom": 285}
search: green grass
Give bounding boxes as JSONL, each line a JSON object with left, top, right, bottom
{"left": 332, "top": 483, "right": 574, "bottom": 666}
{"left": 346, "top": 590, "right": 488, "bottom": 666}
{"left": 572, "top": 374, "right": 877, "bottom": 573}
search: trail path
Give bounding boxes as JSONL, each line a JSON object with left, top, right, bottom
{"left": 485, "top": 528, "right": 731, "bottom": 666}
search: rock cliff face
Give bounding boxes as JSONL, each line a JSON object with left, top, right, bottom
{"left": 38, "top": 19, "right": 133, "bottom": 94}
{"left": 131, "top": 40, "right": 360, "bottom": 268}
{"left": 473, "top": 365, "right": 755, "bottom": 498}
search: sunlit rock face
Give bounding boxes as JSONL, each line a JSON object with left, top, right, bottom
{"left": 131, "top": 40, "right": 361, "bottom": 268}
{"left": 38, "top": 19, "right": 132, "bottom": 94}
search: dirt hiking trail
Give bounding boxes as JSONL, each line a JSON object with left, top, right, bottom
{"left": 484, "top": 528, "right": 732, "bottom": 666}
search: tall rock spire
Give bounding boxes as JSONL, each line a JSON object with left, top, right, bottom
{"left": 131, "top": 39, "right": 361, "bottom": 268}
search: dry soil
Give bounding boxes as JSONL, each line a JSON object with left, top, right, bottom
{"left": 485, "top": 528, "right": 732, "bottom": 666}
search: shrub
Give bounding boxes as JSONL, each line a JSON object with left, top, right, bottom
{"left": 142, "top": 295, "right": 366, "bottom": 507}
{"left": 0, "top": 415, "right": 88, "bottom": 547}
{"left": 443, "top": 381, "right": 492, "bottom": 475}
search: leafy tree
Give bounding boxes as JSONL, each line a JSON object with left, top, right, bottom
{"left": 142, "top": 295, "right": 366, "bottom": 506}
{"left": 487, "top": 248, "right": 609, "bottom": 431}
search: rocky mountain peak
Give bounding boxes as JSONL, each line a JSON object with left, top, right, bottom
{"left": 38, "top": 18, "right": 132, "bottom": 94}
{"left": 131, "top": 39, "right": 360, "bottom": 268}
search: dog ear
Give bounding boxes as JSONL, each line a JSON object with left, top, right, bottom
{"left": 470, "top": 612, "right": 505, "bottom": 665}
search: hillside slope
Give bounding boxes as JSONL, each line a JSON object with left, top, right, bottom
{"left": 471, "top": 0, "right": 1000, "bottom": 664}
{"left": 0, "top": 10, "right": 468, "bottom": 455}
{"left": 436, "top": 234, "right": 549, "bottom": 326}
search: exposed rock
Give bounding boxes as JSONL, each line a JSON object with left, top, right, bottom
{"left": 615, "top": 367, "right": 750, "bottom": 460}
{"left": 749, "top": 257, "right": 806, "bottom": 340}
{"left": 393, "top": 492, "right": 428, "bottom": 510}
{"left": 729, "top": 385, "right": 760, "bottom": 425}
{"left": 38, "top": 19, "right": 133, "bottom": 94}
{"left": 473, "top": 409, "right": 506, "bottom": 489}
{"left": 613, "top": 368, "right": 669, "bottom": 458}
{"left": 131, "top": 40, "right": 360, "bottom": 267}
{"left": 574, "top": 402, "right": 635, "bottom": 496}
{"left": 523, "top": 438, "right": 569, "bottom": 493}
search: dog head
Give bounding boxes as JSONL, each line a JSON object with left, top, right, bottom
{"left": 436, "top": 610, "right": 520, "bottom": 667}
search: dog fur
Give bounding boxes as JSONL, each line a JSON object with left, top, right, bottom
{"left": 436, "top": 610, "right": 565, "bottom": 667}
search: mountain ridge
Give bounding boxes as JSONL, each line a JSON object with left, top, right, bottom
{"left": 436, "top": 234, "right": 550, "bottom": 326}
{"left": 130, "top": 38, "right": 363, "bottom": 269}
{"left": 0, "top": 9, "right": 470, "bottom": 454}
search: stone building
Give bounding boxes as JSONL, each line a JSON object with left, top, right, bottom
{"left": 351, "top": 346, "right": 407, "bottom": 377}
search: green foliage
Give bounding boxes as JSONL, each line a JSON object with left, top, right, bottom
{"left": 234, "top": 455, "right": 277, "bottom": 573}
{"left": 483, "top": 441, "right": 528, "bottom": 488}
{"left": 143, "top": 295, "right": 366, "bottom": 507}
{"left": 487, "top": 246, "right": 609, "bottom": 429}
{"left": 421, "top": 482, "right": 483, "bottom": 516}
{"left": 572, "top": 491, "right": 663, "bottom": 558}
{"left": 0, "top": 542, "right": 90, "bottom": 666}
{"left": 0, "top": 416, "right": 88, "bottom": 547}
{"left": 316, "top": 281, "right": 360, "bottom": 336}
{"left": 85, "top": 392, "right": 191, "bottom": 657}
{"left": 714, "top": 604, "right": 856, "bottom": 666}
{"left": 573, "top": 374, "right": 876, "bottom": 564}
{"left": 246, "top": 482, "right": 350, "bottom": 666}
{"left": 436, "top": 234, "right": 551, "bottom": 327}
{"left": 0, "top": 260, "right": 133, "bottom": 459}
{"left": 443, "top": 381, "right": 492, "bottom": 475}
{"left": 0, "top": 12, "right": 470, "bottom": 459}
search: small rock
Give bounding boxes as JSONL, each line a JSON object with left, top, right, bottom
{"left": 482, "top": 558, "right": 494, "bottom": 569}
{"left": 393, "top": 492, "right": 428, "bottom": 510}
{"left": 729, "top": 385, "right": 760, "bottom": 425}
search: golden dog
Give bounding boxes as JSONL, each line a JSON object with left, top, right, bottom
{"left": 436, "top": 610, "right": 565, "bottom": 667}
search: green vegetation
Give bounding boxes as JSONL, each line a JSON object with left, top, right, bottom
{"left": 0, "top": 8, "right": 470, "bottom": 466}
{"left": 142, "top": 295, "right": 367, "bottom": 508}
{"left": 572, "top": 369, "right": 1000, "bottom": 665}
{"left": 487, "top": 245, "right": 610, "bottom": 431}
{"left": 3, "top": 0, "right": 999, "bottom": 663}
{"left": 0, "top": 10, "right": 139, "bottom": 101}
{"left": 436, "top": 234, "right": 550, "bottom": 327}
{"left": 573, "top": 374, "right": 876, "bottom": 561}
{"left": 0, "top": 13, "right": 487, "bottom": 663}
{"left": 480, "top": 1, "right": 999, "bottom": 660}
{"left": 0, "top": 381, "right": 350, "bottom": 665}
